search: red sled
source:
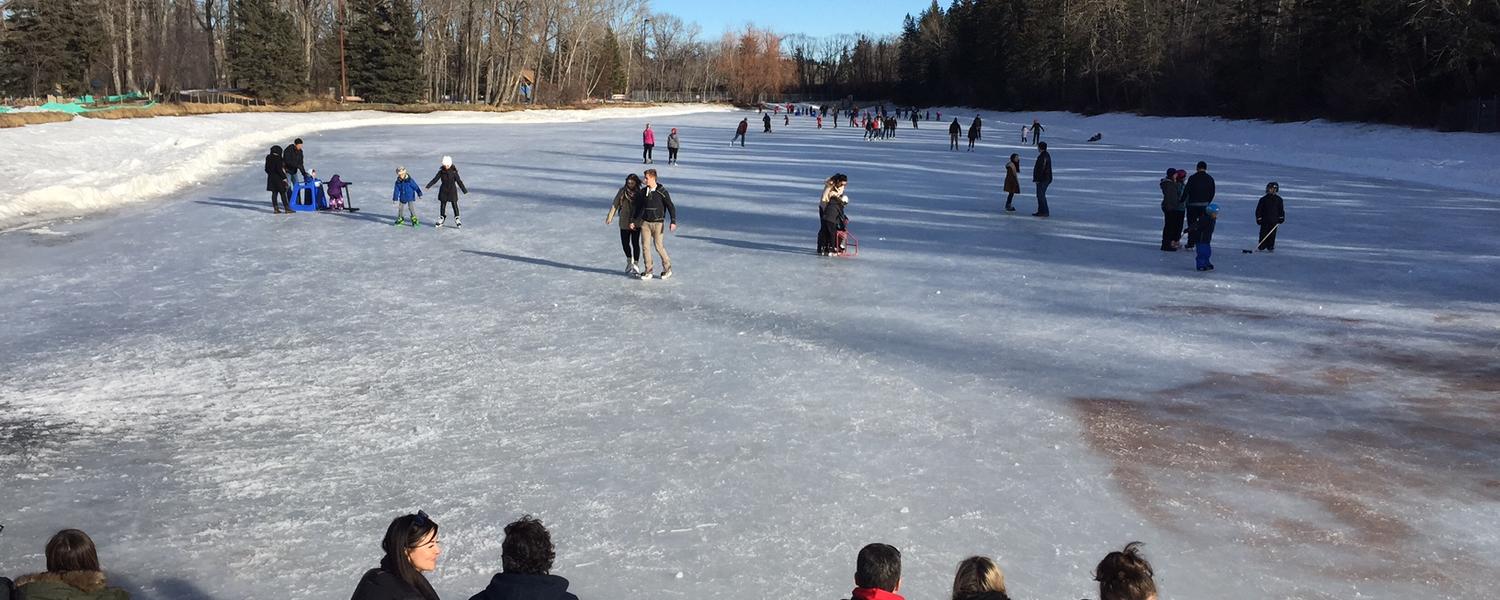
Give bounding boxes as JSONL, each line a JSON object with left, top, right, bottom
{"left": 834, "top": 230, "right": 859, "bottom": 257}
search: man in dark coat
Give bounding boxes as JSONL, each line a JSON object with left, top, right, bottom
{"left": 1254, "top": 181, "right": 1285, "bottom": 251}
{"left": 1183, "top": 161, "right": 1215, "bottom": 248}
{"left": 763, "top": 113, "right": 772, "bottom": 133}
{"left": 283, "top": 137, "right": 308, "bottom": 184}
{"left": 732, "top": 118, "right": 748, "bottom": 146}
{"left": 467, "top": 517, "right": 580, "bottom": 600}
{"left": 948, "top": 119, "right": 961, "bottom": 150}
{"left": 967, "top": 115, "right": 982, "bottom": 150}
{"left": 1032, "top": 142, "right": 1053, "bottom": 217}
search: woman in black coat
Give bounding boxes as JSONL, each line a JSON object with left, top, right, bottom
{"left": 426, "top": 156, "right": 469, "bottom": 228}
{"left": 265, "top": 145, "right": 291, "bottom": 214}
{"left": 351, "top": 511, "right": 443, "bottom": 600}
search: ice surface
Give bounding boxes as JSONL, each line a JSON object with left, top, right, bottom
{"left": 1, "top": 107, "right": 1497, "bottom": 600}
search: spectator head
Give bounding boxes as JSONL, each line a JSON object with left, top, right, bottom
{"left": 270, "top": 145, "right": 282, "bottom": 156}
{"left": 1196, "top": 161, "right": 1207, "bottom": 171}
{"left": 1011, "top": 153, "right": 1020, "bottom": 162}
{"left": 45, "top": 529, "right": 101, "bottom": 572}
{"left": 854, "top": 543, "right": 901, "bottom": 592}
{"left": 644, "top": 169, "right": 658, "bottom": 185}
{"left": 1165, "top": 168, "right": 1176, "bottom": 178}
{"left": 671, "top": 128, "right": 677, "bottom": 134}
{"left": 1173, "top": 169, "right": 1187, "bottom": 182}
{"left": 294, "top": 138, "right": 304, "bottom": 147}
{"left": 1267, "top": 181, "right": 1279, "bottom": 193}
{"left": 501, "top": 515, "right": 556, "bottom": 575}
{"left": 951, "top": 556, "right": 1006, "bottom": 600}
{"left": 827, "top": 173, "right": 849, "bottom": 189}
{"left": 382, "top": 510, "right": 442, "bottom": 593}
{"left": 624, "top": 173, "right": 642, "bottom": 190}
{"left": 1038, "top": 142, "right": 1048, "bottom": 151}
{"left": 1094, "top": 541, "right": 1156, "bottom": 600}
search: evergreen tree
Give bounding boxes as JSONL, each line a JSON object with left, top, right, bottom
{"left": 228, "top": 0, "right": 306, "bottom": 101}
{"left": 0, "top": 0, "right": 102, "bottom": 97}
{"left": 347, "top": 0, "right": 423, "bottom": 103}
{"left": 596, "top": 27, "right": 626, "bottom": 95}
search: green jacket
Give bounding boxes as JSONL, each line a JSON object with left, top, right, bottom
{"left": 15, "top": 572, "right": 129, "bottom": 600}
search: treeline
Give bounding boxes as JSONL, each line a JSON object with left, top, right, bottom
{"left": 0, "top": 0, "right": 749, "bottom": 104}
{"left": 782, "top": 0, "right": 1500, "bottom": 129}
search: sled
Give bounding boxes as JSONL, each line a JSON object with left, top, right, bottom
{"left": 834, "top": 230, "right": 859, "bottom": 257}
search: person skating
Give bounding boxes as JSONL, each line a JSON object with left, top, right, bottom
{"left": 606, "top": 173, "right": 644, "bottom": 275}
{"left": 426, "top": 156, "right": 468, "bottom": 228}
{"left": 732, "top": 118, "right": 748, "bottom": 147}
{"left": 1020, "top": 125, "right": 1029, "bottom": 144}
{"left": 910, "top": 111, "right": 919, "bottom": 129}
{"left": 763, "top": 113, "right": 772, "bottom": 133}
{"left": 949, "top": 119, "right": 961, "bottom": 151}
{"left": 642, "top": 123, "right": 656, "bottom": 164}
{"left": 629, "top": 169, "right": 677, "bottom": 279}
{"left": 265, "top": 145, "right": 292, "bottom": 214}
{"left": 968, "top": 115, "right": 982, "bottom": 151}
{"left": 1188, "top": 203, "right": 1220, "bottom": 270}
{"left": 818, "top": 173, "right": 850, "bottom": 256}
{"left": 784, "top": 114, "right": 790, "bottom": 126}
{"left": 1183, "top": 161, "right": 1215, "bottom": 248}
{"left": 326, "top": 174, "right": 351, "bottom": 211}
{"left": 1254, "top": 181, "right": 1285, "bottom": 252}
{"left": 283, "top": 137, "right": 309, "bottom": 184}
{"left": 1029, "top": 119, "right": 1044, "bottom": 145}
{"left": 1159, "top": 168, "right": 1186, "bottom": 250}
{"left": 1032, "top": 142, "right": 1053, "bottom": 217}
{"left": 667, "top": 128, "right": 680, "bottom": 165}
{"left": 391, "top": 167, "right": 423, "bottom": 227}
{"left": 1003, "top": 154, "right": 1021, "bottom": 212}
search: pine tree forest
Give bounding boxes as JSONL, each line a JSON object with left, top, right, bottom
{"left": 0, "top": 0, "right": 1495, "bottom": 129}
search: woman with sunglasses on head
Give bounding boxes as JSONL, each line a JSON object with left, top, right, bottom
{"left": 351, "top": 511, "right": 443, "bottom": 600}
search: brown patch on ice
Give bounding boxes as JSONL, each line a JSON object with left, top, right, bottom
{"left": 1071, "top": 333, "right": 1500, "bottom": 592}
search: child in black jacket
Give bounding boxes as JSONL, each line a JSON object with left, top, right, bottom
{"left": 1255, "top": 182, "right": 1285, "bottom": 252}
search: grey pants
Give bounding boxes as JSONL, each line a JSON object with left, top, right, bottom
{"left": 396, "top": 202, "right": 417, "bottom": 220}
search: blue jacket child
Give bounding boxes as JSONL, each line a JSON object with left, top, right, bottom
{"left": 391, "top": 167, "right": 423, "bottom": 226}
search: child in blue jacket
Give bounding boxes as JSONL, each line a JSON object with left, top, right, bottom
{"left": 1188, "top": 203, "right": 1219, "bottom": 271}
{"left": 391, "top": 167, "right": 423, "bottom": 227}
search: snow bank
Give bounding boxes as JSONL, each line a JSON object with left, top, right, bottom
{"left": 934, "top": 108, "right": 1500, "bottom": 194}
{"left": 0, "top": 104, "right": 731, "bottom": 230}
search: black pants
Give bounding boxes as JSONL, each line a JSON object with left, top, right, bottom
{"left": 1162, "top": 208, "right": 1184, "bottom": 249}
{"left": 619, "top": 228, "right": 641, "bottom": 261}
{"left": 271, "top": 189, "right": 290, "bottom": 212}
{"left": 950, "top": 135, "right": 959, "bottom": 150}
{"left": 668, "top": 147, "right": 679, "bottom": 163}
{"left": 441, "top": 198, "right": 460, "bottom": 217}
{"left": 1185, "top": 205, "right": 1207, "bottom": 246}
{"left": 643, "top": 144, "right": 653, "bottom": 162}
{"left": 818, "top": 220, "right": 840, "bottom": 254}
{"left": 1258, "top": 223, "right": 1279, "bottom": 250}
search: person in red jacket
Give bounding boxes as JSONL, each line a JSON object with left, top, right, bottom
{"left": 847, "top": 543, "right": 904, "bottom": 600}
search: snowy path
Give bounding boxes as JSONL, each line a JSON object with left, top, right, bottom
{"left": 1, "top": 109, "right": 1497, "bottom": 600}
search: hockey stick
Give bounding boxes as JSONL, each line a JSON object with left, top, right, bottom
{"left": 1242, "top": 222, "right": 1280, "bottom": 253}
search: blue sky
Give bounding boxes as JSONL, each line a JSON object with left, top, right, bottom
{"left": 648, "top": 0, "right": 934, "bottom": 38}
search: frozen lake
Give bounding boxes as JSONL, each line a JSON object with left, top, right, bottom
{"left": 1, "top": 108, "right": 1497, "bottom": 600}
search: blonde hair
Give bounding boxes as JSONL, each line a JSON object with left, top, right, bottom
{"left": 951, "top": 556, "right": 1006, "bottom": 600}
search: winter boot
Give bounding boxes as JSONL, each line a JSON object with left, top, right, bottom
{"left": 435, "top": 217, "right": 445, "bottom": 228}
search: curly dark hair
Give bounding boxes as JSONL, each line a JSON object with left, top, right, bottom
{"left": 1095, "top": 541, "right": 1156, "bottom": 600}
{"left": 502, "top": 515, "right": 556, "bottom": 575}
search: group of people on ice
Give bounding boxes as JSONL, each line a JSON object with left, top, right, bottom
{"left": 605, "top": 168, "right": 677, "bottom": 279}
{"left": 640, "top": 124, "right": 680, "bottom": 165}
{"left": 389, "top": 156, "right": 468, "bottom": 228}
{"left": 1157, "top": 161, "right": 1286, "bottom": 270}
{"left": 263, "top": 138, "right": 352, "bottom": 214}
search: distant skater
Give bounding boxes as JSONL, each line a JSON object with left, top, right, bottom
{"left": 968, "top": 115, "right": 982, "bottom": 151}
{"left": 1003, "top": 153, "right": 1021, "bottom": 212}
{"left": 642, "top": 123, "right": 656, "bottom": 164}
{"left": 949, "top": 119, "right": 961, "bottom": 150}
{"left": 426, "top": 155, "right": 468, "bottom": 228}
{"left": 1030, "top": 119, "right": 1044, "bottom": 145}
{"left": 1032, "top": 142, "right": 1053, "bottom": 217}
{"left": 732, "top": 118, "right": 748, "bottom": 146}
{"left": 1254, "top": 181, "right": 1285, "bottom": 252}
{"left": 667, "top": 128, "right": 680, "bottom": 165}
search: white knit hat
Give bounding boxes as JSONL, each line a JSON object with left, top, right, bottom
{"left": 441, "top": 156, "right": 453, "bottom": 168}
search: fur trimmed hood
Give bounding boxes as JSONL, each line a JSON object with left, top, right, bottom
{"left": 13, "top": 570, "right": 129, "bottom": 599}
{"left": 16, "top": 571, "right": 109, "bottom": 592}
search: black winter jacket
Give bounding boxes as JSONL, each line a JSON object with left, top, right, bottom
{"left": 822, "top": 193, "right": 847, "bottom": 223}
{"left": 949, "top": 120, "right": 961, "bottom": 136}
{"left": 350, "top": 568, "right": 435, "bottom": 600}
{"left": 1188, "top": 214, "right": 1217, "bottom": 244}
{"left": 426, "top": 166, "right": 468, "bottom": 202}
{"left": 1160, "top": 178, "right": 1183, "bottom": 211}
{"left": 1033, "top": 150, "right": 1053, "bottom": 183}
{"left": 969, "top": 117, "right": 982, "bottom": 139}
{"left": 1255, "top": 193, "right": 1285, "bottom": 225}
{"left": 265, "top": 151, "right": 288, "bottom": 192}
{"left": 1185, "top": 171, "right": 1215, "bottom": 206}
{"left": 632, "top": 185, "right": 677, "bottom": 223}
{"left": 283, "top": 144, "right": 306, "bottom": 173}
{"left": 466, "top": 573, "right": 579, "bottom": 600}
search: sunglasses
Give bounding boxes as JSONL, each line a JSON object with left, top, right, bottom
{"left": 413, "top": 510, "right": 432, "bottom": 528}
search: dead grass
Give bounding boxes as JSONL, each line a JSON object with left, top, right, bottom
{"left": 0, "top": 111, "right": 75, "bottom": 128}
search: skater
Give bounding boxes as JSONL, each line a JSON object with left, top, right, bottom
{"left": 910, "top": 111, "right": 918, "bottom": 129}
{"left": 1030, "top": 119, "right": 1044, "bottom": 145}
{"left": 629, "top": 168, "right": 677, "bottom": 279}
{"left": 283, "top": 138, "right": 308, "bottom": 184}
{"left": 426, "top": 155, "right": 468, "bottom": 228}
{"left": 949, "top": 118, "right": 961, "bottom": 150}
{"left": 763, "top": 113, "right": 772, "bottom": 133}
{"left": 784, "top": 114, "right": 790, "bottom": 126}
{"left": 642, "top": 123, "right": 656, "bottom": 164}
{"left": 391, "top": 166, "right": 423, "bottom": 227}
{"left": 265, "top": 145, "right": 292, "bottom": 214}
{"left": 1254, "top": 181, "right": 1285, "bottom": 251}
{"left": 13, "top": 529, "right": 131, "bottom": 600}
{"left": 326, "top": 174, "right": 351, "bottom": 211}
{"left": 1003, "top": 153, "right": 1021, "bottom": 212}
{"left": 1160, "top": 169, "right": 1186, "bottom": 250}
{"left": 667, "top": 128, "right": 680, "bottom": 165}
{"left": 1183, "top": 161, "right": 1215, "bottom": 248}
{"left": 1020, "top": 125, "right": 1029, "bottom": 144}
{"left": 848, "top": 543, "right": 904, "bottom": 600}
{"left": 606, "top": 173, "right": 643, "bottom": 275}
{"left": 1188, "top": 203, "right": 1220, "bottom": 270}
{"left": 818, "top": 173, "right": 850, "bottom": 256}
{"left": 1032, "top": 142, "right": 1053, "bottom": 217}
{"left": 350, "top": 511, "right": 442, "bottom": 600}
{"left": 817, "top": 114, "right": 823, "bottom": 129}
{"left": 732, "top": 118, "right": 748, "bottom": 146}
{"left": 968, "top": 115, "right": 982, "bottom": 150}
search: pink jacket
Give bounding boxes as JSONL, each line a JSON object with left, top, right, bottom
{"left": 643, "top": 128, "right": 656, "bottom": 145}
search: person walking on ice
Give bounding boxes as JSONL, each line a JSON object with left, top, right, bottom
{"left": 667, "top": 128, "right": 680, "bottom": 165}
{"left": 968, "top": 115, "right": 982, "bottom": 151}
{"left": 732, "top": 118, "right": 748, "bottom": 147}
{"left": 1254, "top": 181, "right": 1285, "bottom": 252}
{"left": 642, "top": 123, "right": 656, "bottom": 164}
{"left": 1032, "top": 142, "right": 1053, "bottom": 217}
{"left": 426, "top": 156, "right": 468, "bottom": 228}
{"left": 629, "top": 169, "right": 677, "bottom": 279}
{"left": 392, "top": 167, "right": 423, "bottom": 226}
{"left": 606, "top": 173, "right": 643, "bottom": 275}
{"left": 265, "top": 145, "right": 292, "bottom": 214}
{"left": 949, "top": 118, "right": 962, "bottom": 150}
{"left": 763, "top": 113, "right": 773, "bottom": 133}
{"left": 1030, "top": 119, "right": 1044, "bottom": 145}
